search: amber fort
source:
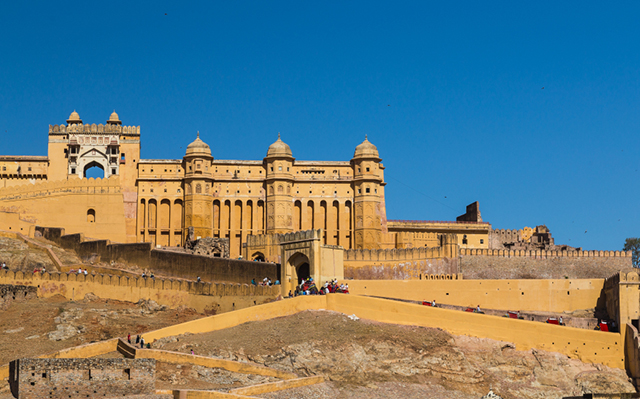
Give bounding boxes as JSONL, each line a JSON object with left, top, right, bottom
{"left": 2, "top": 111, "right": 640, "bottom": 397}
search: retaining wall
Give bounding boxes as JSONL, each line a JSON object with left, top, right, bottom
{"left": 0, "top": 270, "right": 279, "bottom": 314}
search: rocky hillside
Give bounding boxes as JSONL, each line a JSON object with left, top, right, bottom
{"left": 153, "top": 310, "right": 635, "bottom": 399}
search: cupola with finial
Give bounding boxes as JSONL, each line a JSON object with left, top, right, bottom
{"left": 353, "top": 135, "right": 380, "bottom": 160}
{"left": 185, "top": 131, "right": 212, "bottom": 157}
{"left": 265, "top": 133, "right": 293, "bottom": 159}
{"left": 107, "top": 110, "right": 122, "bottom": 125}
{"left": 67, "top": 110, "right": 82, "bottom": 125}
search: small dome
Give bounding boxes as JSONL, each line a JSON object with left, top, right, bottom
{"left": 186, "top": 132, "right": 211, "bottom": 156}
{"left": 107, "top": 110, "right": 121, "bottom": 124}
{"left": 67, "top": 110, "right": 82, "bottom": 124}
{"left": 353, "top": 135, "right": 379, "bottom": 159}
{"left": 266, "top": 133, "right": 293, "bottom": 158}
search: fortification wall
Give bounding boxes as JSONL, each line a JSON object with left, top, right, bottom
{"left": 342, "top": 278, "right": 605, "bottom": 314}
{"left": 10, "top": 358, "right": 155, "bottom": 399}
{"left": 149, "top": 250, "right": 278, "bottom": 284}
{"left": 36, "top": 226, "right": 278, "bottom": 284}
{"left": 0, "top": 177, "right": 128, "bottom": 242}
{"left": 0, "top": 270, "right": 279, "bottom": 314}
{"left": 605, "top": 271, "right": 640, "bottom": 334}
{"left": 343, "top": 244, "right": 458, "bottom": 279}
{"left": 460, "top": 249, "right": 632, "bottom": 279}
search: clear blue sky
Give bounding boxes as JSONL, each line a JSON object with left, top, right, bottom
{"left": 1, "top": 1, "right": 638, "bottom": 250}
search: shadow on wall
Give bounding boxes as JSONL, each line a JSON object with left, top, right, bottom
{"left": 35, "top": 226, "right": 278, "bottom": 284}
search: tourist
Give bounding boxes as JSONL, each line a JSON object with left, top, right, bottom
{"left": 83, "top": 269, "right": 87, "bottom": 276}
{"left": 288, "top": 290, "right": 292, "bottom": 298}
{"left": 197, "top": 276, "right": 201, "bottom": 283}
{"left": 150, "top": 272, "right": 155, "bottom": 279}
{"left": 274, "top": 280, "right": 280, "bottom": 285}
{"left": 146, "top": 343, "right": 151, "bottom": 349}
{"left": 476, "top": 305, "right": 481, "bottom": 313}
{"left": 142, "top": 272, "right": 146, "bottom": 278}
{"left": 190, "top": 349, "right": 194, "bottom": 355}
{"left": 432, "top": 299, "right": 436, "bottom": 307}
{"left": 251, "top": 278, "right": 257, "bottom": 286}
{"left": 127, "top": 334, "right": 131, "bottom": 344}
{"left": 41, "top": 266, "right": 46, "bottom": 274}
{"left": 136, "top": 335, "right": 140, "bottom": 344}
{"left": 77, "top": 267, "right": 82, "bottom": 274}
{"left": 140, "top": 337, "right": 145, "bottom": 349}
{"left": 559, "top": 316, "right": 564, "bottom": 326}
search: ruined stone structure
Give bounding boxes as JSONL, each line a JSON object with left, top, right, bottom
{"left": 185, "top": 226, "right": 230, "bottom": 258}
{"left": 490, "top": 225, "right": 580, "bottom": 252}
{"left": 9, "top": 358, "right": 155, "bottom": 399}
{"left": 0, "top": 111, "right": 491, "bottom": 258}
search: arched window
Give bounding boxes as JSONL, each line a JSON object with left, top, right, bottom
{"left": 196, "top": 184, "right": 202, "bottom": 194}
{"left": 277, "top": 185, "right": 283, "bottom": 193}
{"left": 87, "top": 209, "right": 96, "bottom": 223}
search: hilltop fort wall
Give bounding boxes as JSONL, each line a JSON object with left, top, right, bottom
{"left": 0, "top": 177, "right": 128, "bottom": 242}
{"left": 0, "top": 269, "right": 279, "bottom": 314}
{"left": 9, "top": 358, "right": 155, "bottom": 399}
{"left": 36, "top": 226, "right": 278, "bottom": 285}
{"left": 460, "top": 248, "right": 632, "bottom": 279}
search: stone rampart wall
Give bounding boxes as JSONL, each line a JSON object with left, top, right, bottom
{"left": 0, "top": 176, "right": 122, "bottom": 200}
{"left": 344, "top": 258, "right": 458, "bottom": 280}
{"left": 460, "top": 248, "right": 630, "bottom": 258}
{"left": 0, "top": 270, "right": 279, "bottom": 313}
{"left": 10, "top": 358, "right": 154, "bottom": 399}
{"left": 460, "top": 253, "right": 632, "bottom": 279}
{"left": 36, "top": 226, "right": 278, "bottom": 284}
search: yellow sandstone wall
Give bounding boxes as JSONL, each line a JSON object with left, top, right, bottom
{"left": 0, "top": 177, "right": 128, "bottom": 242}
{"left": 135, "top": 295, "right": 623, "bottom": 369}
{"left": 342, "top": 278, "right": 604, "bottom": 313}
{"left": 0, "top": 270, "right": 279, "bottom": 314}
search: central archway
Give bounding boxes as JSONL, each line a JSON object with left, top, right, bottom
{"left": 84, "top": 161, "right": 105, "bottom": 179}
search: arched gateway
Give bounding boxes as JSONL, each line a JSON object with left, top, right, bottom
{"left": 244, "top": 229, "right": 344, "bottom": 296}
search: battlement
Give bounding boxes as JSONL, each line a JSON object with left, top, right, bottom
{"left": 0, "top": 176, "right": 121, "bottom": 199}
{"left": 246, "top": 229, "right": 322, "bottom": 247}
{"left": 49, "top": 123, "right": 140, "bottom": 135}
{"left": 345, "top": 246, "right": 445, "bottom": 261}
{"left": 0, "top": 269, "right": 279, "bottom": 298}
{"left": 460, "top": 248, "right": 631, "bottom": 258}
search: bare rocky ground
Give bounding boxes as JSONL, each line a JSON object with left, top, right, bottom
{"left": 0, "top": 294, "right": 202, "bottom": 367}
{"left": 0, "top": 236, "right": 57, "bottom": 273}
{"left": 153, "top": 310, "right": 635, "bottom": 399}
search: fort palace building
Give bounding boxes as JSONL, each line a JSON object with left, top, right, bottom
{"left": 0, "top": 110, "right": 521, "bottom": 259}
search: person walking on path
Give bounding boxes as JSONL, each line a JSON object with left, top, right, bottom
{"left": 127, "top": 334, "right": 131, "bottom": 344}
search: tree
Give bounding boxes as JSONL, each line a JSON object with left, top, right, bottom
{"left": 623, "top": 238, "right": 640, "bottom": 268}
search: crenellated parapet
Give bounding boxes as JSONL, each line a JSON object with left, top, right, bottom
{"left": 49, "top": 123, "right": 140, "bottom": 135}
{"left": 345, "top": 246, "right": 445, "bottom": 261}
{"left": 0, "top": 176, "right": 121, "bottom": 200}
{"left": 460, "top": 247, "right": 631, "bottom": 258}
{"left": 0, "top": 269, "right": 279, "bottom": 298}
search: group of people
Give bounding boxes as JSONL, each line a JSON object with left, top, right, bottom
{"left": 68, "top": 267, "right": 88, "bottom": 275}
{"left": 32, "top": 266, "right": 46, "bottom": 274}
{"left": 127, "top": 333, "right": 151, "bottom": 349}
{"left": 141, "top": 271, "right": 155, "bottom": 279}
{"left": 251, "top": 277, "right": 280, "bottom": 286}
{"left": 288, "top": 278, "right": 350, "bottom": 297}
